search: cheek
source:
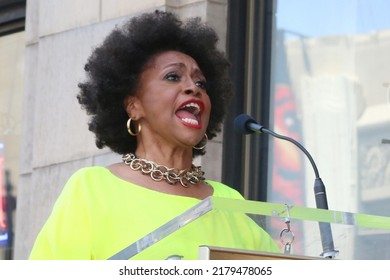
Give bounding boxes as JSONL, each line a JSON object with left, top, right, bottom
{"left": 139, "top": 86, "right": 176, "bottom": 114}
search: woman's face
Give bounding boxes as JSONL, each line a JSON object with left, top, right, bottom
{"left": 131, "top": 50, "right": 211, "bottom": 149}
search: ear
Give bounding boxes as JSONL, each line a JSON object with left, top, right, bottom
{"left": 124, "top": 96, "right": 144, "bottom": 119}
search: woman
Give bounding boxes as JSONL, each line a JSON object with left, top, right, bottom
{"left": 29, "top": 10, "right": 279, "bottom": 260}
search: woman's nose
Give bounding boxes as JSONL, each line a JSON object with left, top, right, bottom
{"left": 184, "top": 80, "right": 201, "bottom": 97}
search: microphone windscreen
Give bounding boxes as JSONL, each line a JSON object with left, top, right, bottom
{"left": 234, "top": 114, "right": 256, "bottom": 134}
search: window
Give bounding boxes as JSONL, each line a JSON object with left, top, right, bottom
{"left": 268, "top": 0, "right": 390, "bottom": 259}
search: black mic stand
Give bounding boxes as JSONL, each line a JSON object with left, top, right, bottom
{"left": 259, "top": 127, "right": 339, "bottom": 258}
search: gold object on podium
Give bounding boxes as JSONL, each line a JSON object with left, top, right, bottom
{"left": 198, "top": 246, "right": 322, "bottom": 260}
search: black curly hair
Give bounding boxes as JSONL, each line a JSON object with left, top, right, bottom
{"left": 77, "top": 10, "right": 233, "bottom": 157}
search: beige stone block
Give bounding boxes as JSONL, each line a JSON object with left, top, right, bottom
{"left": 206, "top": 0, "right": 228, "bottom": 50}
{"left": 20, "top": 44, "right": 38, "bottom": 175}
{"left": 166, "top": 0, "right": 204, "bottom": 7}
{"left": 14, "top": 158, "right": 92, "bottom": 259}
{"left": 39, "top": 0, "right": 100, "bottom": 37}
{"left": 209, "top": 0, "right": 227, "bottom": 4}
{"left": 166, "top": 0, "right": 228, "bottom": 49}
{"left": 167, "top": 1, "right": 207, "bottom": 19}
{"left": 201, "top": 139, "right": 222, "bottom": 182}
{"left": 25, "top": 0, "right": 39, "bottom": 44}
{"left": 101, "top": 0, "right": 166, "bottom": 21}
{"left": 32, "top": 20, "right": 121, "bottom": 168}
{"left": 94, "top": 151, "right": 120, "bottom": 167}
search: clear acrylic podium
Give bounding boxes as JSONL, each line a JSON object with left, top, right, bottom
{"left": 108, "top": 197, "right": 390, "bottom": 260}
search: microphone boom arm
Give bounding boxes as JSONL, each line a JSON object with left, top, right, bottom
{"left": 242, "top": 116, "right": 338, "bottom": 258}
{"left": 259, "top": 127, "right": 320, "bottom": 178}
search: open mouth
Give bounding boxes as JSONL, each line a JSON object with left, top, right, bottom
{"left": 175, "top": 101, "right": 203, "bottom": 127}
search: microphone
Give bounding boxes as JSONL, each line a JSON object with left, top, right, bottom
{"left": 234, "top": 114, "right": 265, "bottom": 135}
{"left": 234, "top": 114, "right": 338, "bottom": 258}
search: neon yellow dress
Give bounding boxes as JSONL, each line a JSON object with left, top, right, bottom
{"left": 29, "top": 167, "right": 279, "bottom": 260}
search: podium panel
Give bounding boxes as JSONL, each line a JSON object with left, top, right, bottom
{"left": 198, "top": 246, "right": 321, "bottom": 260}
{"left": 108, "top": 197, "right": 390, "bottom": 260}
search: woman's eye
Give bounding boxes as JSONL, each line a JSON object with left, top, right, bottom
{"left": 195, "top": 80, "right": 207, "bottom": 89}
{"left": 165, "top": 72, "right": 180, "bottom": 81}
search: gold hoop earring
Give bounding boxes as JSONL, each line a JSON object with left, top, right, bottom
{"left": 193, "top": 133, "right": 208, "bottom": 150}
{"left": 127, "top": 118, "right": 141, "bottom": 136}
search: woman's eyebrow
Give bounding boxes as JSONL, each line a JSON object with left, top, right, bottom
{"left": 163, "top": 62, "right": 205, "bottom": 77}
{"left": 163, "top": 62, "right": 185, "bottom": 69}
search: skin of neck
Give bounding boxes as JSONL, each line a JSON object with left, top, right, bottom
{"left": 134, "top": 133, "right": 195, "bottom": 170}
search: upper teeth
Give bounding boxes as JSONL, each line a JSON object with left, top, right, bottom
{"left": 182, "top": 102, "right": 200, "bottom": 115}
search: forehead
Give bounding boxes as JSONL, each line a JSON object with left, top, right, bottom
{"left": 146, "top": 50, "right": 201, "bottom": 71}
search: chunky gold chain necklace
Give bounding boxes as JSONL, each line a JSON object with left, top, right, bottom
{"left": 122, "top": 153, "right": 205, "bottom": 188}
